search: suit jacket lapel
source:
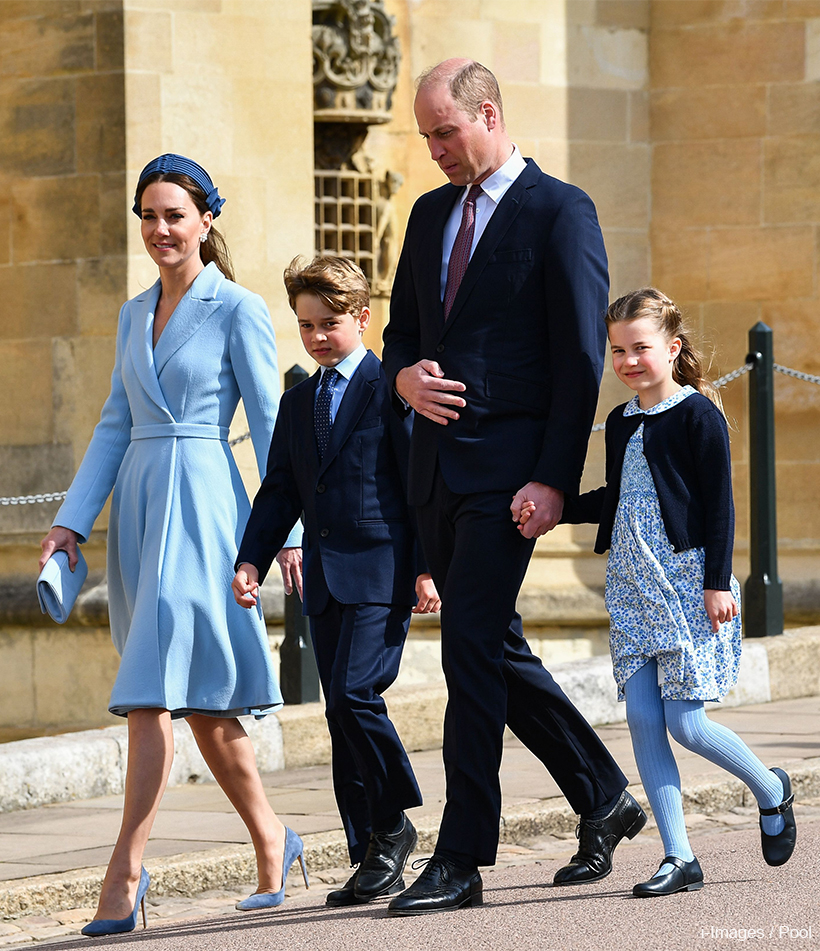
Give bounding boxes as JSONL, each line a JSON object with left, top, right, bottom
{"left": 319, "top": 350, "right": 379, "bottom": 474}
{"left": 442, "top": 160, "right": 539, "bottom": 334}
{"left": 297, "top": 369, "right": 322, "bottom": 474}
{"left": 153, "top": 262, "right": 224, "bottom": 375}
{"left": 128, "top": 280, "right": 175, "bottom": 420}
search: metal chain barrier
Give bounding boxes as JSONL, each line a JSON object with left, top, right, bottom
{"left": 774, "top": 363, "right": 820, "bottom": 386}
{"left": 2, "top": 360, "right": 815, "bottom": 505}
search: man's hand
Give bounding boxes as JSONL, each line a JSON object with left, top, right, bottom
{"left": 275, "top": 547, "right": 303, "bottom": 600}
{"left": 395, "top": 360, "right": 466, "bottom": 426}
{"left": 511, "top": 482, "right": 565, "bottom": 539}
{"left": 412, "top": 573, "right": 442, "bottom": 614}
{"left": 704, "top": 589, "right": 739, "bottom": 633}
{"left": 39, "top": 525, "right": 81, "bottom": 572}
{"left": 232, "top": 563, "right": 260, "bottom": 609}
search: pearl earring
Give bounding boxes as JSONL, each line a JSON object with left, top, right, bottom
{"left": 200, "top": 233, "right": 208, "bottom": 243}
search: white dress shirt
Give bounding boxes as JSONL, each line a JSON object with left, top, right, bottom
{"left": 315, "top": 342, "right": 367, "bottom": 423}
{"left": 440, "top": 145, "right": 528, "bottom": 298}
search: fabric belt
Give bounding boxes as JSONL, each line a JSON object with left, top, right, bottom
{"left": 130, "top": 423, "right": 229, "bottom": 441}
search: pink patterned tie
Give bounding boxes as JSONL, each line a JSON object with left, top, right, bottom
{"left": 443, "top": 184, "right": 483, "bottom": 319}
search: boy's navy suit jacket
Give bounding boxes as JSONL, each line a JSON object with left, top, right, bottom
{"left": 236, "top": 349, "right": 421, "bottom": 616}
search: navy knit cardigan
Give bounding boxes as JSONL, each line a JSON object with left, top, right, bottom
{"left": 562, "top": 391, "right": 735, "bottom": 591}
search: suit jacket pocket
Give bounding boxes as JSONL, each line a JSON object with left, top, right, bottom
{"left": 485, "top": 371, "right": 550, "bottom": 412}
{"left": 354, "top": 415, "right": 382, "bottom": 431}
{"left": 488, "top": 248, "right": 533, "bottom": 264}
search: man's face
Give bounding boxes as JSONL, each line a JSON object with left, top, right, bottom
{"left": 414, "top": 83, "right": 495, "bottom": 186}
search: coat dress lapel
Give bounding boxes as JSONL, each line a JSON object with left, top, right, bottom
{"left": 440, "top": 159, "right": 539, "bottom": 336}
{"left": 153, "top": 262, "right": 224, "bottom": 376}
{"left": 128, "top": 280, "right": 175, "bottom": 422}
{"left": 318, "top": 350, "right": 379, "bottom": 475}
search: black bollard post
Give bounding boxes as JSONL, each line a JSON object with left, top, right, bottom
{"left": 743, "top": 323, "right": 784, "bottom": 638}
{"left": 279, "top": 364, "right": 321, "bottom": 703}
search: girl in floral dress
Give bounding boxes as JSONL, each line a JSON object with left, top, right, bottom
{"left": 517, "top": 287, "right": 796, "bottom": 896}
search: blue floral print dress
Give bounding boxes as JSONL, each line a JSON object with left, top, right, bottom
{"left": 605, "top": 386, "right": 742, "bottom": 702}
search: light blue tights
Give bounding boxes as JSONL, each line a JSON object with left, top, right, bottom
{"left": 624, "top": 659, "right": 784, "bottom": 877}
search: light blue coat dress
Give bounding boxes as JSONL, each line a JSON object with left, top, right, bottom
{"left": 54, "top": 262, "right": 292, "bottom": 718}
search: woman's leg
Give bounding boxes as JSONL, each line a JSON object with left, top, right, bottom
{"left": 94, "top": 709, "right": 174, "bottom": 921}
{"left": 663, "top": 700, "right": 785, "bottom": 835}
{"left": 187, "top": 715, "right": 286, "bottom": 893}
{"left": 624, "top": 661, "right": 694, "bottom": 871}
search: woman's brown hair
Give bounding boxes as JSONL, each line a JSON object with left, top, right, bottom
{"left": 134, "top": 172, "right": 235, "bottom": 282}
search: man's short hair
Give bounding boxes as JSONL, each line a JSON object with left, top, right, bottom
{"left": 283, "top": 255, "right": 370, "bottom": 315}
{"left": 416, "top": 60, "right": 504, "bottom": 126}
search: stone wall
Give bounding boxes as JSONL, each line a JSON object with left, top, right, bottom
{"left": 650, "top": 0, "right": 820, "bottom": 607}
{"left": 1, "top": 2, "right": 818, "bottom": 738}
{"left": 0, "top": 0, "right": 315, "bottom": 573}
{"left": 0, "top": 1, "right": 127, "bottom": 558}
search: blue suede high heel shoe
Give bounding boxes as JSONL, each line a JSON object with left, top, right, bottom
{"left": 81, "top": 866, "right": 150, "bottom": 936}
{"left": 236, "top": 827, "right": 309, "bottom": 910}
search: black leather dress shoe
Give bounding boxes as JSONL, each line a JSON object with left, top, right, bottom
{"left": 553, "top": 790, "right": 647, "bottom": 885}
{"left": 760, "top": 767, "right": 797, "bottom": 867}
{"left": 353, "top": 815, "right": 418, "bottom": 901}
{"left": 387, "top": 857, "right": 482, "bottom": 916}
{"left": 326, "top": 869, "right": 405, "bottom": 907}
{"left": 633, "top": 856, "right": 704, "bottom": 897}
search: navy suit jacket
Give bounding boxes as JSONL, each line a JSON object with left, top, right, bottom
{"left": 236, "top": 350, "right": 422, "bottom": 615}
{"left": 383, "top": 159, "right": 609, "bottom": 506}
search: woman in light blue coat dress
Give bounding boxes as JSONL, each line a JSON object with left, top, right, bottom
{"left": 39, "top": 155, "right": 306, "bottom": 934}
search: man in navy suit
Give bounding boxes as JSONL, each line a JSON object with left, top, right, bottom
{"left": 382, "top": 60, "right": 646, "bottom": 916}
{"left": 233, "top": 256, "right": 440, "bottom": 907}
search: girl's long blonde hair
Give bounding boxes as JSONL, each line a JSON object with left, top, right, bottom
{"left": 605, "top": 287, "right": 724, "bottom": 415}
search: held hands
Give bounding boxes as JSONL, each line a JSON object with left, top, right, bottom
{"left": 704, "top": 589, "right": 739, "bottom": 633}
{"left": 39, "top": 525, "right": 81, "bottom": 572}
{"left": 412, "top": 573, "right": 441, "bottom": 614}
{"left": 395, "top": 361, "right": 466, "bottom": 426}
{"left": 510, "top": 483, "right": 565, "bottom": 539}
{"left": 232, "top": 563, "right": 261, "bottom": 609}
{"left": 276, "top": 547, "right": 304, "bottom": 600}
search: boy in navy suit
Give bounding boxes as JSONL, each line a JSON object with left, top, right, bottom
{"left": 232, "top": 256, "right": 439, "bottom": 906}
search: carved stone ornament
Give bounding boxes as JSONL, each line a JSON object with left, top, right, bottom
{"left": 313, "top": 0, "right": 401, "bottom": 125}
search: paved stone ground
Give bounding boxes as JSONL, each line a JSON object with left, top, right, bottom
{"left": 0, "top": 695, "right": 816, "bottom": 946}
{"left": 3, "top": 798, "right": 817, "bottom": 947}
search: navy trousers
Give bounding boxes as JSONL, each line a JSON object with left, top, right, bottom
{"left": 416, "top": 465, "right": 627, "bottom": 867}
{"left": 310, "top": 596, "right": 423, "bottom": 864}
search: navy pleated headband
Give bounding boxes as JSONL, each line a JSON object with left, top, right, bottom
{"left": 132, "top": 154, "right": 226, "bottom": 218}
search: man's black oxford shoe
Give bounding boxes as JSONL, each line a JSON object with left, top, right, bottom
{"left": 760, "top": 767, "right": 797, "bottom": 867}
{"left": 387, "top": 856, "right": 483, "bottom": 916}
{"left": 633, "top": 856, "right": 704, "bottom": 897}
{"left": 353, "top": 815, "right": 418, "bottom": 901}
{"left": 553, "top": 790, "right": 647, "bottom": 885}
{"left": 326, "top": 869, "right": 405, "bottom": 906}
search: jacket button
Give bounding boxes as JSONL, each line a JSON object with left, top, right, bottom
{"left": 436, "top": 344, "right": 445, "bottom": 353}
{"left": 316, "top": 483, "right": 326, "bottom": 493}
{"left": 320, "top": 528, "right": 330, "bottom": 538}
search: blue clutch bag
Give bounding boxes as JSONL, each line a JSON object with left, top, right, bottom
{"left": 36, "top": 549, "right": 88, "bottom": 624}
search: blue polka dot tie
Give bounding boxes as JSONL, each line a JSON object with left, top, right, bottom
{"left": 315, "top": 368, "right": 338, "bottom": 462}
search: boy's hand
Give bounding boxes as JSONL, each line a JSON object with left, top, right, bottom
{"left": 413, "top": 573, "right": 441, "bottom": 614}
{"left": 276, "top": 547, "right": 303, "bottom": 600}
{"left": 232, "top": 563, "right": 260, "bottom": 609}
{"left": 704, "top": 589, "right": 739, "bottom": 633}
